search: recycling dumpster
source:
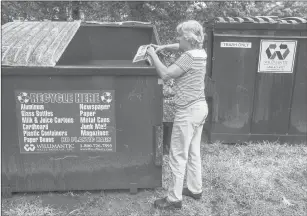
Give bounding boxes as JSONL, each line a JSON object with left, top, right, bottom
{"left": 1, "top": 21, "right": 163, "bottom": 197}
{"left": 205, "top": 16, "right": 307, "bottom": 144}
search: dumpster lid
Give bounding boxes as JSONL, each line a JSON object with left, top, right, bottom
{"left": 1, "top": 21, "right": 81, "bottom": 67}
{"left": 84, "top": 20, "right": 152, "bottom": 26}
{"left": 2, "top": 20, "right": 160, "bottom": 68}
{"left": 213, "top": 16, "right": 307, "bottom": 24}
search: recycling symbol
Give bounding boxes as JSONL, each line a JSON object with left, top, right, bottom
{"left": 266, "top": 44, "right": 290, "bottom": 60}
{"left": 17, "top": 92, "right": 30, "bottom": 104}
{"left": 101, "top": 92, "right": 112, "bottom": 104}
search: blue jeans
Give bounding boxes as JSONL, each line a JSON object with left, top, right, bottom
{"left": 167, "top": 100, "right": 208, "bottom": 202}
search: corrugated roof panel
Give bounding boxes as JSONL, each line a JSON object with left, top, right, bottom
{"left": 215, "top": 16, "right": 307, "bottom": 24}
{"left": 264, "top": 17, "right": 277, "bottom": 23}
{"left": 234, "top": 17, "right": 245, "bottom": 23}
{"left": 242, "top": 17, "right": 255, "bottom": 23}
{"left": 3, "top": 22, "right": 46, "bottom": 65}
{"left": 2, "top": 22, "right": 22, "bottom": 38}
{"left": 225, "top": 17, "right": 235, "bottom": 23}
{"left": 281, "top": 17, "right": 307, "bottom": 23}
{"left": 1, "top": 21, "right": 81, "bottom": 67}
{"left": 2, "top": 21, "right": 22, "bottom": 35}
{"left": 32, "top": 23, "right": 69, "bottom": 66}
{"left": 13, "top": 22, "right": 58, "bottom": 66}
{"left": 2, "top": 22, "right": 34, "bottom": 46}
{"left": 279, "top": 20, "right": 289, "bottom": 24}
{"left": 48, "top": 22, "right": 81, "bottom": 66}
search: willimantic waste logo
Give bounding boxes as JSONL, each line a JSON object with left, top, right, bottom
{"left": 258, "top": 40, "right": 297, "bottom": 73}
{"left": 24, "top": 144, "right": 36, "bottom": 152}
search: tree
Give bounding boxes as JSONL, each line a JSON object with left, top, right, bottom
{"left": 1, "top": 1, "right": 70, "bottom": 23}
{"left": 2, "top": 1, "right": 307, "bottom": 42}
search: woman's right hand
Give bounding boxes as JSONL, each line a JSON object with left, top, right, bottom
{"left": 150, "top": 44, "right": 166, "bottom": 53}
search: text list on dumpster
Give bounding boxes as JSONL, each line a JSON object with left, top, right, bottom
{"left": 15, "top": 90, "right": 116, "bottom": 153}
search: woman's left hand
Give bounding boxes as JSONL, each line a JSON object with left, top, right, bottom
{"left": 146, "top": 46, "right": 156, "bottom": 57}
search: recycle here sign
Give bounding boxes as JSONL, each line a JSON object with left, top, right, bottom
{"left": 258, "top": 40, "right": 297, "bottom": 73}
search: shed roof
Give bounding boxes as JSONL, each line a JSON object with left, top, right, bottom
{"left": 1, "top": 21, "right": 81, "bottom": 67}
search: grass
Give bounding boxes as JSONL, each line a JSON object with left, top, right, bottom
{"left": 2, "top": 141, "right": 307, "bottom": 216}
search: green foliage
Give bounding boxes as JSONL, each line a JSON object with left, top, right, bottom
{"left": 1, "top": 1, "right": 70, "bottom": 23}
{"left": 2, "top": 1, "right": 307, "bottom": 42}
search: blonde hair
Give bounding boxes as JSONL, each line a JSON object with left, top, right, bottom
{"left": 176, "top": 20, "right": 204, "bottom": 49}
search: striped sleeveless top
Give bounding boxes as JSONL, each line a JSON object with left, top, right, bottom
{"left": 173, "top": 49, "right": 207, "bottom": 108}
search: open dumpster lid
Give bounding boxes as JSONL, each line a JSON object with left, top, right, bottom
{"left": 1, "top": 21, "right": 81, "bottom": 67}
{"left": 1, "top": 21, "right": 160, "bottom": 68}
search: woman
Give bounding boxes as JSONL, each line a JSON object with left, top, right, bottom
{"left": 146, "top": 20, "right": 208, "bottom": 210}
